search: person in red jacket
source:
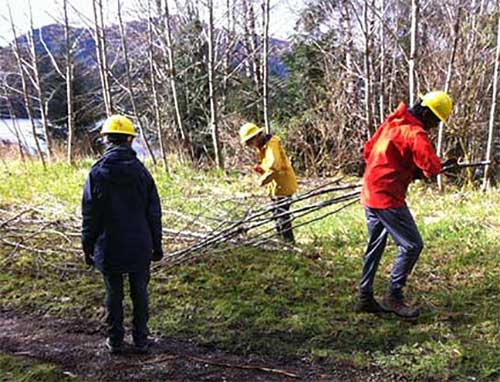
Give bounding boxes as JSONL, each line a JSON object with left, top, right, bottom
{"left": 354, "top": 91, "right": 453, "bottom": 319}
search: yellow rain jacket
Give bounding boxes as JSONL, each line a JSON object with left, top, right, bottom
{"left": 257, "top": 136, "right": 298, "bottom": 197}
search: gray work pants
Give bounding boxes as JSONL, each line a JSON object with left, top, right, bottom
{"left": 360, "top": 206, "right": 424, "bottom": 295}
{"left": 272, "top": 196, "right": 295, "bottom": 243}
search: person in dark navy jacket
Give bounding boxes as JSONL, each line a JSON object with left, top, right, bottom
{"left": 82, "top": 115, "right": 162, "bottom": 354}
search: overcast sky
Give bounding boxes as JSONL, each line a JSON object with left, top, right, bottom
{"left": 0, "top": 0, "right": 306, "bottom": 45}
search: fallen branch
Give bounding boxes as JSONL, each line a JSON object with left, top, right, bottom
{"left": 163, "top": 183, "right": 361, "bottom": 265}
{"left": 145, "top": 353, "right": 299, "bottom": 378}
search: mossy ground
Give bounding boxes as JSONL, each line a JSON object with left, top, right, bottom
{"left": 0, "top": 353, "right": 70, "bottom": 382}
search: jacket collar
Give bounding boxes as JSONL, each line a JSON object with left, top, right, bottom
{"left": 104, "top": 144, "right": 136, "bottom": 158}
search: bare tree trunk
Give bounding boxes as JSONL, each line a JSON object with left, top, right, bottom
{"left": 148, "top": 0, "right": 168, "bottom": 172}
{"left": 63, "top": 0, "right": 75, "bottom": 164}
{"left": 164, "top": 0, "right": 187, "bottom": 143}
{"left": 207, "top": 0, "right": 223, "bottom": 169}
{"left": 387, "top": 5, "right": 399, "bottom": 112}
{"left": 221, "top": 0, "right": 235, "bottom": 112}
{"left": 340, "top": 0, "right": 355, "bottom": 114}
{"left": 363, "top": 0, "right": 373, "bottom": 137}
{"left": 27, "top": 1, "right": 52, "bottom": 162}
{"left": 8, "top": 5, "right": 46, "bottom": 168}
{"left": 99, "top": 0, "right": 113, "bottom": 114}
{"left": 241, "top": 0, "right": 254, "bottom": 80}
{"left": 378, "top": 0, "right": 385, "bottom": 123}
{"left": 92, "top": 0, "right": 112, "bottom": 116}
{"left": 482, "top": 10, "right": 500, "bottom": 191}
{"left": 261, "top": 0, "right": 270, "bottom": 134}
{"left": 243, "top": 0, "right": 262, "bottom": 97}
{"left": 409, "top": 0, "right": 418, "bottom": 105}
{"left": 6, "top": 99, "right": 26, "bottom": 161}
{"left": 437, "top": 5, "right": 462, "bottom": 191}
{"left": 117, "top": 0, "right": 157, "bottom": 164}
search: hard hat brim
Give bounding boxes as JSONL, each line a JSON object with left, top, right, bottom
{"left": 100, "top": 128, "right": 137, "bottom": 136}
{"left": 241, "top": 127, "right": 264, "bottom": 145}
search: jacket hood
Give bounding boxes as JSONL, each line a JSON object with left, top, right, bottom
{"left": 95, "top": 145, "right": 141, "bottom": 185}
{"left": 388, "top": 102, "right": 424, "bottom": 129}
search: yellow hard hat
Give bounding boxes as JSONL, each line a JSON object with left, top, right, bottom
{"left": 239, "top": 122, "right": 263, "bottom": 145}
{"left": 420, "top": 91, "right": 453, "bottom": 123}
{"left": 101, "top": 115, "right": 137, "bottom": 136}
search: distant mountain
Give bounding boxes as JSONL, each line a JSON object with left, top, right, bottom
{"left": 5, "top": 19, "right": 290, "bottom": 77}
{"left": 0, "top": 19, "right": 290, "bottom": 119}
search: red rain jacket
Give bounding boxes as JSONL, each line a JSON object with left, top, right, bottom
{"left": 361, "top": 103, "right": 442, "bottom": 209}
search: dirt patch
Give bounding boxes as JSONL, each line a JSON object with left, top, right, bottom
{"left": 0, "top": 309, "right": 392, "bottom": 382}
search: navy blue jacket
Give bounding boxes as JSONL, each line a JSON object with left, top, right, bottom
{"left": 81, "top": 145, "right": 162, "bottom": 273}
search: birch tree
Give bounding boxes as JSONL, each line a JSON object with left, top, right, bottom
{"left": 363, "top": 0, "right": 373, "bottom": 136}
{"left": 117, "top": 0, "right": 156, "bottom": 164}
{"left": 262, "top": 0, "right": 270, "bottom": 134}
{"left": 92, "top": 0, "right": 112, "bottom": 116}
{"left": 207, "top": 0, "right": 223, "bottom": 168}
{"left": 63, "top": 0, "right": 75, "bottom": 164}
{"left": 148, "top": 0, "right": 168, "bottom": 172}
{"left": 482, "top": 9, "right": 500, "bottom": 191}
{"left": 437, "top": 5, "right": 462, "bottom": 190}
{"left": 27, "top": 1, "right": 52, "bottom": 161}
{"left": 8, "top": 4, "right": 46, "bottom": 168}
{"left": 378, "top": 0, "right": 385, "bottom": 123}
{"left": 242, "top": 0, "right": 262, "bottom": 97}
{"left": 409, "top": 0, "right": 418, "bottom": 105}
{"left": 163, "top": 0, "right": 187, "bottom": 143}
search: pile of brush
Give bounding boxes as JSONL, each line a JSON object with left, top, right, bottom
{"left": 0, "top": 178, "right": 361, "bottom": 269}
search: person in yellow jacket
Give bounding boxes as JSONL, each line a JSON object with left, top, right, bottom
{"left": 239, "top": 122, "right": 298, "bottom": 243}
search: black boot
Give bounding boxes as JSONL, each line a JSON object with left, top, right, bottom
{"left": 134, "top": 340, "right": 151, "bottom": 354}
{"left": 354, "top": 292, "right": 386, "bottom": 314}
{"left": 105, "top": 338, "right": 124, "bottom": 355}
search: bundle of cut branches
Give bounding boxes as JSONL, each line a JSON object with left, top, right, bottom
{"left": 0, "top": 179, "right": 361, "bottom": 269}
{"left": 162, "top": 178, "right": 361, "bottom": 266}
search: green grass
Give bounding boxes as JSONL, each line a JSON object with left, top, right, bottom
{"left": 1, "top": 160, "right": 499, "bottom": 381}
{"left": 0, "top": 353, "right": 70, "bottom": 382}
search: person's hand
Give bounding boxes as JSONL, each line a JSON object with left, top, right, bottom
{"left": 258, "top": 172, "right": 274, "bottom": 187}
{"left": 413, "top": 168, "right": 424, "bottom": 180}
{"left": 441, "top": 157, "right": 458, "bottom": 170}
{"left": 152, "top": 249, "right": 163, "bottom": 262}
{"left": 253, "top": 165, "right": 264, "bottom": 175}
{"left": 441, "top": 157, "right": 460, "bottom": 177}
{"left": 84, "top": 253, "right": 95, "bottom": 267}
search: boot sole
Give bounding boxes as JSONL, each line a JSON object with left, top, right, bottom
{"left": 354, "top": 306, "right": 391, "bottom": 315}
{"left": 382, "top": 307, "right": 420, "bottom": 320}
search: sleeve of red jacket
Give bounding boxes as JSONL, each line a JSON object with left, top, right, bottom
{"left": 411, "top": 131, "right": 442, "bottom": 178}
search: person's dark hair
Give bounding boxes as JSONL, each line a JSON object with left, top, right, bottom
{"left": 105, "top": 133, "right": 130, "bottom": 144}
{"left": 409, "top": 98, "right": 441, "bottom": 129}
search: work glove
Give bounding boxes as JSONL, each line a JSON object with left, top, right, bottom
{"left": 84, "top": 253, "right": 95, "bottom": 267}
{"left": 152, "top": 249, "right": 163, "bottom": 262}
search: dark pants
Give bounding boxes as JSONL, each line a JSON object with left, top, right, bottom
{"left": 102, "top": 269, "right": 150, "bottom": 346}
{"left": 360, "top": 206, "right": 423, "bottom": 296}
{"left": 272, "top": 196, "right": 295, "bottom": 243}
